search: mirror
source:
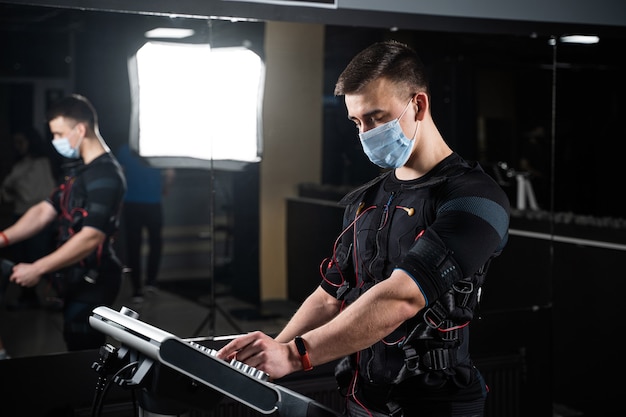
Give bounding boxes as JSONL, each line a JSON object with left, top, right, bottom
{"left": 1, "top": 5, "right": 625, "bottom": 416}
{"left": 0, "top": 4, "right": 268, "bottom": 357}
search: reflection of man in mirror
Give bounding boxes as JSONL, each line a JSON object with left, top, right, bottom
{"left": 519, "top": 125, "right": 549, "bottom": 208}
{"left": 0, "top": 94, "right": 127, "bottom": 352}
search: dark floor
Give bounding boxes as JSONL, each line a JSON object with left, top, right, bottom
{"left": 0, "top": 272, "right": 299, "bottom": 359}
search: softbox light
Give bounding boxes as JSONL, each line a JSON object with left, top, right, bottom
{"left": 128, "top": 41, "right": 264, "bottom": 170}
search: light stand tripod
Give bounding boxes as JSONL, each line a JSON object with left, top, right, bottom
{"left": 193, "top": 158, "right": 221, "bottom": 337}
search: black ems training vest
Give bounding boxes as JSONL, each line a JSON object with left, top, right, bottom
{"left": 333, "top": 162, "right": 499, "bottom": 387}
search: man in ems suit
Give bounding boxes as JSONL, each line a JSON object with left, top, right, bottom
{"left": 0, "top": 94, "right": 126, "bottom": 351}
{"left": 217, "top": 41, "right": 510, "bottom": 417}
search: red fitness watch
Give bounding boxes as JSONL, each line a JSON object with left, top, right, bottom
{"left": 294, "top": 336, "right": 313, "bottom": 371}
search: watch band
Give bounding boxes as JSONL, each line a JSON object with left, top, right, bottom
{"left": 294, "top": 336, "right": 313, "bottom": 371}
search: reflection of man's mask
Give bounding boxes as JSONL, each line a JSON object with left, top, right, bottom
{"left": 52, "top": 136, "right": 82, "bottom": 159}
{"left": 358, "top": 97, "right": 415, "bottom": 169}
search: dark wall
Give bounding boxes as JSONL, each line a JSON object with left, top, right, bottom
{"left": 73, "top": 14, "right": 136, "bottom": 153}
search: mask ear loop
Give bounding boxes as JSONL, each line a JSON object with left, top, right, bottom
{"left": 397, "top": 95, "right": 415, "bottom": 122}
{"left": 67, "top": 123, "right": 85, "bottom": 154}
{"left": 405, "top": 94, "right": 420, "bottom": 140}
{"left": 73, "top": 134, "right": 85, "bottom": 153}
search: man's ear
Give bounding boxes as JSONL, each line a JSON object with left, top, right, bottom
{"left": 75, "top": 122, "right": 87, "bottom": 137}
{"left": 415, "top": 92, "right": 428, "bottom": 119}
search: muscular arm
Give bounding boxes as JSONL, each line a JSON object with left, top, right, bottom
{"left": 217, "top": 269, "right": 425, "bottom": 380}
{"left": 301, "top": 269, "right": 424, "bottom": 366}
{"left": 9, "top": 225, "right": 105, "bottom": 287}
{"left": 32, "top": 226, "right": 105, "bottom": 273}
{"left": 274, "top": 286, "right": 343, "bottom": 343}
{"left": 1, "top": 200, "right": 57, "bottom": 246}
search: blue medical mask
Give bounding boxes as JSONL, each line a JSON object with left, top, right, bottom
{"left": 359, "top": 98, "right": 416, "bottom": 169}
{"left": 52, "top": 136, "right": 82, "bottom": 159}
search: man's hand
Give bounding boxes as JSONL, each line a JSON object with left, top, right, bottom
{"left": 9, "top": 262, "right": 43, "bottom": 287}
{"left": 216, "top": 331, "right": 300, "bottom": 380}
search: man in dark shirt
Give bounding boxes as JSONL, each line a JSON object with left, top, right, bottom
{"left": 0, "top": 94, "right": 126, "bottom": 351}
{"left": 217, "top": 41, "right": 510, "bottom": 417}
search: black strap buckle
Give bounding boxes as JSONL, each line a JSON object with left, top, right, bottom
{"left": 422, "top": 348, "right": 453, "bottom": 371}
{"left": 336, "top": 281, "right": 350, "bottom": 300}
{"left": 452, "top": 280, "right": 474, "bottom": 307}
{"left": 402, "top": 346, "right": 420, "bottom": 371}
{"left": 423, "top": 302, "right": 447, "bottom": 328}
{"left": 440, "top": 320, "right": 460, "bottom": 341}
{"left": 386, "top": 401, "right": 404, "bottom": 417}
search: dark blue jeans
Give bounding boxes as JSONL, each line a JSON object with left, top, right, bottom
{"left": 123, "top": 202, "right": 163, "bottom": 295}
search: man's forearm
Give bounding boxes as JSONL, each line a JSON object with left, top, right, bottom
{"left": 301, "top": 271, "right": 425, "bottom": 367}
{"left": 2, "top": 201, "right": 55, "bottom": 246}
{"left": 32, "top": 227, "right": 105, "bottom": 275}
{"left": 274, "top": 287, "right": 341, "bottom": 343}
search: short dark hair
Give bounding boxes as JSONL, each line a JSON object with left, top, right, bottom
{"left": 334, "top": 40, "right": 429, "bottom": 98}
{"left": 46, "top": 94, "right": 98, "bottom": 132}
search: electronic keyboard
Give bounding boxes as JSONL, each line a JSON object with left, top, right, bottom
{"left": 89, "top": 306, "right": 342, "bottom": 417}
